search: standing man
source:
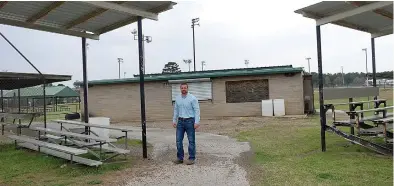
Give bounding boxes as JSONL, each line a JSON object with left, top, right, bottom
{"left": 173, "top": 82, "right": 200, "bottom": 165}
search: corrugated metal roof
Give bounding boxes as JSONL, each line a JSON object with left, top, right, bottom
{"left": 81, "top": 65, "right": 304, "bottom": 86}
{"left": 0, "top": 72, "right": 72, "bottom": 90}
{"left": 294, "top": 1, "right": 393, "bottom": 38}
{"left": 3, "top": 86, "right": 79, "bottom": 98}
{"left": 0, "top": 1, "right": 176, "bottom": 40}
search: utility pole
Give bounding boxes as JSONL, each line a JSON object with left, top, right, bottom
{"left": 362, "top": 48, "right": 368, "bottom": 87}
{"left": 117, "top": 58, "right": 123, "bottom": 79}
{"left": 306, "top": 57, "right": 311, "bottom": 73}
{"left": 201, "top": 61, "right": 206, "bottom": 71}
{"left": 191, "top": 18, "right": 200, "bottom": 72}
{"left": 341, "top": 66, "right": 345, "bottom": 86}
{"left": 362, "top": 48, "right": 370, "bottom": 108}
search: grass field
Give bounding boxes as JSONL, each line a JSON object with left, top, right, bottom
{"left": 235, "top": 88, "right": 393, "bottom": 185}
{"left": 237, "top": 115, "right": 393, "bottom": 186}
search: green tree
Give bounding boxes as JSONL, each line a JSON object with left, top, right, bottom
{"left": 333, "top": 76, "right": 343, "bottom": 87}
{"left": 324, "top": 76, "right": 331, "bottom": 87}
{"left": 162, "top": 62, "right": 181, "bottom": 74}
{"left": 352, "top": 77, "right": 365, "bottom": 86}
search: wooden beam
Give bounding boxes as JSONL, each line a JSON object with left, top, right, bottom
{"left": 0, "top": 1, "right": 8, "bottom": 9}
{"left": 0, "top": 17, "right": 99, "bottom": 40}
{"left": 301, "top": 11, "right": 379, "bottom": 33}
{"left": 316, "top": 1, "right": 393, "bottom": 25}
{"left": 64, "top": 1, "right": 125, "bottom": 29}
{"left": 81, "top": 1, "right": 158, "bottom": 20}
{"left": 96, "top": 2, "right": 175, "bottom": 34}
{"left": 26, "top": 1, "right": 65, "bottom": 23}
{"left": 349, "top": 1, "right": 393, "bottom": 19}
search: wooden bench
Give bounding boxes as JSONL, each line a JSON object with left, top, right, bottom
{"left": 324, "top": 99, "right": 387, "bottom": 121}
{"left": 373, "top": 117, "right": 394, "bottom": 144}
{"left": 345, "top": 106, "right": 393, "bottom": 137}
{"left": 333, "top": 113, "right": 393, "bottom": 127}
{"left": 53, "top": 119, "right": 133, "bottom": 149}
{"left": 7, "top": 135, "right": 102, "bottom": 166}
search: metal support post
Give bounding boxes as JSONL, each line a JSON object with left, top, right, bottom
{"left": 316, "top": 25, "right": 326, "bottom": 152}
{"left": 371, "top": 38, "right": 377, "bottom": 101}
{"left": 82, "top": 37, "right": 89, "bottom": 135}
{"left": 137, "top": 16, "right": 148, "bottom": 159}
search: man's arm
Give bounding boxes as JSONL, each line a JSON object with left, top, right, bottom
{"left": 173, "top": 100, "right": 179, "bottom": 124}
{"left": 191, "top": 97, "right": 200, "bottom": 124}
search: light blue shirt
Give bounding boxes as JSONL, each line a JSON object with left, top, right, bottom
{"left": 173, "top": 93, "right": 200, "bottom": 124}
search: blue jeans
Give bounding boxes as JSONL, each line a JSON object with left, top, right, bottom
{"left": 176, "top": 118, "right": 196, "bottom": 161}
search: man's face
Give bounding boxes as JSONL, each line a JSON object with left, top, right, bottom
{"left": 180, "top": 84, "right": 188, "bottom": 94}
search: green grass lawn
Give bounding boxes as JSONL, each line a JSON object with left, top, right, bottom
{"left": 0, "top": 139, "right": 143, "bottom": 186}
{"left": 237, "top": 116, "right": 393, "bottom": 186}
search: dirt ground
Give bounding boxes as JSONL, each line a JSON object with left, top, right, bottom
{"left": 105, "top": 115, "right": 313, "bottom": 186}
{"left": 113, "top": 115, "right": 310, "bottom": 136}
{"left": 0, "top": 115, "right": 322, "bottom": 186}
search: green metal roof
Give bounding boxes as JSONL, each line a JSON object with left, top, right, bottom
{"left": 3, "top": 86, "right": 79, "bottom": 98}
{"left": 78, "top": 65, "right": 304, "bottom": 86}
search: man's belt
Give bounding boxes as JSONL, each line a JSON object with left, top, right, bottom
{"left": 178, "top": 117, "right": 194, "bottom": 121}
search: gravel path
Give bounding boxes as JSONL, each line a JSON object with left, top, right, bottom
{"left": 110, "top": 127, "right": 251, "bottom": 186}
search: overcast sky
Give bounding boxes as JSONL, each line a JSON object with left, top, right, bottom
{"left": 1, "top": 0, "right": 393, "bottom": 87}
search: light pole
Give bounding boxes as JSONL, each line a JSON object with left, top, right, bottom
{"left": 362, "top": 48, "right": 368, "bottom": 86}
{"left": 191, "top": 18, "right": 200, "bottom": 72}
{"left": 183, "top": 59, "right": 192, "bottom": 72}
{"left": 306, "top": 57, "right": 311, "bottom": 73}
{"left": 244, "top": 60, "right": 249, "bottom": 68}
{"left": 117, "top": 58, "right": 123, "bottom": 79}
{"left": 132, "top": 29, "right": 152, "bottom": 74}
{"left": 362, "top": 48, "right": 370, "bottom": 108}
{"left": 201, "top": 61, "right": 206, "bottom": 71}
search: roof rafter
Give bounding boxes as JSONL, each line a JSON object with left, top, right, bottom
{"left": 316, "top": 1, "right": 393, "bottom": 26}
{"left": 64, "top": 1, "right": 125, "bottom": 29}
{"left": 301, "top": 11, "right": 379, "bottom": 33}
{"left": 0, "top": 17, "right": 99, "bottom": 40}
{"left": 348, "top": 1, "right": 393, "bottom": 20}
{"left": 26, "top": 1, "right": 65, "bottom": 23}
{"left": 80, "top": 1, "right": 158, "bottom": 21}
{"left": 0, "top": 1, "right": 7, "bottom": 9}
{"left": 96, "top": 2, "right": 175, "bottom": 34}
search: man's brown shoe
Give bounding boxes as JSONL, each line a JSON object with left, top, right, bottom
{"left": 173, "top": 159, "right": 183, "bottom": 164}
{"left": 186, "top": 159, "right": 195, "bottom": 165}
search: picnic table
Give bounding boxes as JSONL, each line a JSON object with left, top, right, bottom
{"left": 0, "top": 112, "right": 41, "bottom": 135}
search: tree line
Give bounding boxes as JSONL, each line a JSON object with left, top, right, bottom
{"left": 309, "top": 71, "right": 393, "bottom": 87}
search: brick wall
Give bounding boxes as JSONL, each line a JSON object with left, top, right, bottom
{"left": 80, "top": 73, "right": 304, "bottom": 122}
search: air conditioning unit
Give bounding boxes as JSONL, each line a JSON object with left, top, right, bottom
{"left": 261, "top": 99, "right": 286, "bottom": 116}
